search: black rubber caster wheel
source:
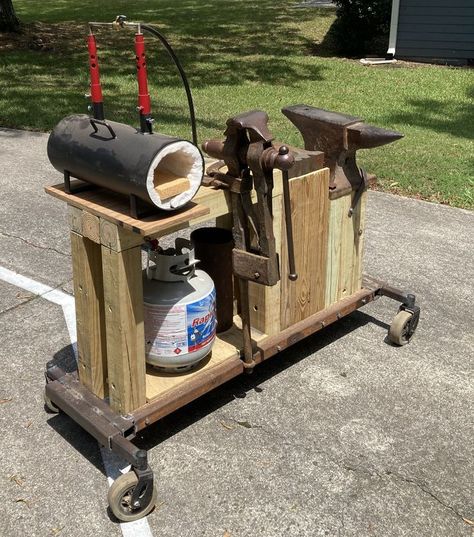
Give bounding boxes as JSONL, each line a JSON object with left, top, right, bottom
{"left": 44, "top": 392, "right": 60, "bottom": 414}
{"left": 388, "top": 309, "right": 419, "bottom": 346}
{"left": 108, "top": 472, "right": 157, "bottom": 522}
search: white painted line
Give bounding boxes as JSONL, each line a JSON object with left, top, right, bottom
{"left": 0, "top": 265, "right": 154, "bottom": 537}
{"left": 0, "top": 266, "right": 57, "bottom": 298}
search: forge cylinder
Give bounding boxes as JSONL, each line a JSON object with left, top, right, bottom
{"left": 47, "top": 114, "right": 204, "bottom": 211}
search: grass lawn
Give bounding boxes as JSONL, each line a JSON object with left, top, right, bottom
{"left": 0, "top": 0, "right": 472, "bottom": 208}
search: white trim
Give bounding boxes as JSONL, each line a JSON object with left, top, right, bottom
{"left": 146, "top": 141, "right": 203, "bottom": 211}
{"left": 387, "top": 0, "right": 401, "bottom": 57}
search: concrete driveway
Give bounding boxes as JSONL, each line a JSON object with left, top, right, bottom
{"left": 0, "top": 127, "right": 473, "bottom": 537}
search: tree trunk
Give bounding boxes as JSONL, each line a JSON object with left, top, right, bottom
{"left": 0, "top": 0, "right": 20, "bottom": 32}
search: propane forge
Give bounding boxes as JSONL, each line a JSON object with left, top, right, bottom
{"left": 203, "top": 110, "right": 297, "bottom": 370}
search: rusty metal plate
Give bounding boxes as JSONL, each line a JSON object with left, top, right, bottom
{"left": 232, "top": 248, "right": 279, "bottom": 286}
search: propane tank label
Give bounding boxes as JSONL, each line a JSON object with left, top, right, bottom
{"left": 144, "top": 288, "right": 216, "bottom": 358}
{"left": 186, "top": 288, "right": 216, "bottom": 352}
{"left": 144, "top": 303, "right": 188, "bottom": 357}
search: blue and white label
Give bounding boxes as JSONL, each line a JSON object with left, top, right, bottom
{"left": 144, "top": 288, "right": 216, "bottom": 358}
{"left": 186, "top": 288, "right": 216, "bottom": 352}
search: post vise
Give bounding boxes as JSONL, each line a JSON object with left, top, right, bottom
{"left": 203, "top": 110, "right": 296, "bottom": 370}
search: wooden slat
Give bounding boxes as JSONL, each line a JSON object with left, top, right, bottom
{"left": 70, "top": 231, "right": 107, "bottom": 398}
{"left": 102, "top": 244, "right": 146, "bottom": 414}
{"left": 280, "top": 169, "right": 330, "bottom": 329}
{"left": 351, "top": 191, "right": 367, "bottom": 293}
{"left": 45, "top": 183, "right": 210, "bottom": 237}
{"left": 145, "top": 319, "right": 266, "bottom": 402}
{"left": 325, "top": 190, "right": 367, "bottom": 307}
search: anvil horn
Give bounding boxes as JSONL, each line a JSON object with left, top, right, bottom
{"left": 281, "top": 104, "right": 404, "bottom": 200}
{"left": 347, "top": 123, "right": 403, "bottom": 150}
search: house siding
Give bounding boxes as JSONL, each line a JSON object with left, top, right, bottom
{"left": 395, "top": 0, "right": 474, "bottom": 60}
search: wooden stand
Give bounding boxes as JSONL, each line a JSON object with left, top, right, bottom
{"left": 45, "top": 164, "right": 368, "bottom": 415}
{"left": 44, "top": 167, "right": 421, "bottom": 523}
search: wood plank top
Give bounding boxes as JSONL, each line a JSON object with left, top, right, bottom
{"left": 45, "top": 181, "right": 211, "bottom": 236}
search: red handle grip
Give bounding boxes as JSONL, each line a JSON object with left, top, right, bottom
{"left": 134, "top": 33, "right": 151, "bottom": 115}
{"left": 87, "top": 34, "right": 103, "bottom": 104}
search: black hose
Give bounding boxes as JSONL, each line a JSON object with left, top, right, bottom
{"left": 141, "top": 24, "right": 198, "bottom": 146}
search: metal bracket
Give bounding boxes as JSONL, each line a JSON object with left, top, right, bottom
{"left": 63, "top": 171, "right": 94, "bottom": 195}
{"left": 45, "top": 372, "right": 137, "bottom": 455}
{"left": 130, "top": 465, "right": 155, "bottom": 509}
{"left": 399, "top": 303, "right": 421, "bottom": 339}
{"left": 348, "top": 167, "right": 368, "bottom": 217}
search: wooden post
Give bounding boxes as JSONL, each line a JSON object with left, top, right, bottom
{"left": 100, "top": 220, "right": 146, "bottom": 414}
{"left": 325, "top": 190, "right": 367, "bottom": 306}
{"left": 70, "top": 230, "right": 108, "bottom": 398}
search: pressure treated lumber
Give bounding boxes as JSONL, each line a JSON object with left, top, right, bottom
{"left": 280, "top": 168, "right": 330, "bottom": 329}
{"left": 70, "top": 231, "right": 108, "bottom": 398}
{"left": 101, "top": 243, "right": 146, "bottom": 414}
{"left": 45, "top": 182, "right": 210, "bottom": 237}
{"left": 325, "top": 189, "right": 367, "bottom": 306}
{"left": 100, "top": 218, "right": 143, "bottom": 252}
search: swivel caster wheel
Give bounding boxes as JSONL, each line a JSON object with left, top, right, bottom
{"left": 388, "top": 308, "right": 419, "bottom": 346}
{"left": 108, "top": 471, "right": 157, "bottom": 522}
{"left": 44, "top": 391, "right": 60, "bottom": 414}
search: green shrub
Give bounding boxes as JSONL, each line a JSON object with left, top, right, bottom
{"left": 330, "top": 0, "right": 392, "bottom": 57}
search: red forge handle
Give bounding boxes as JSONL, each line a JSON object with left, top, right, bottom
{"left": 134, "top": 33, "right": 153, "bottom": 132}
{"left": 87, "top": 34, "right": 104, "bottom": 120}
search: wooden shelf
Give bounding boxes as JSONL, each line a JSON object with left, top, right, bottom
{"left": 45, "top": 182, "right": 210, "bottom": 236}
{"left": 145, "top": 319, "right": 267, "bottom": 403}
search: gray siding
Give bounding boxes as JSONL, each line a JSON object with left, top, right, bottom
{"left": 396, "top": 0, "right": 474, "bottom": 60}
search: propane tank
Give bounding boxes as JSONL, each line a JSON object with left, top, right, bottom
{"left": 143, "top": 239, "right": 216, "bottom": 372}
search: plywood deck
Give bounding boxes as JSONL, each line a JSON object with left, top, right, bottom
{"left": 145, "top": 318, "right": 267, "bottom": 403}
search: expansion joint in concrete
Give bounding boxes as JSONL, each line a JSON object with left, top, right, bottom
{"left": 390, "top": 471, "right": 469, "bottom": 523}
{"left": 336, "top": 461, "right": 468, "bottom": 523}
{"left": 0, "top": 230, "right": 70, "bottom": 258}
